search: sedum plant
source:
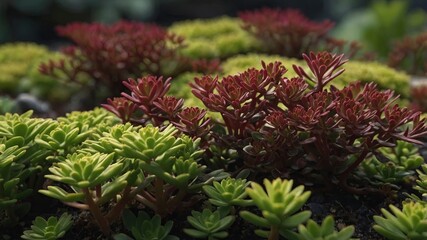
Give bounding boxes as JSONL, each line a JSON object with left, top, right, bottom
{"left": 413, "top": 164, "right": 427, "bottom": 200}
{"left": 335, "top": 61, "right": 410, "bottom": 98}
{"left": 202, "top": 177, "right": 252, "bottom": 210}
{"left": 0, "top": 144, "right": 29, "bottom": 226}
{"left": 359, "top": 141, "right": 424, "bottom": 184}
{"left": 21, "top": 213, "right": 73, "bottom": 240}
{"left": 106, "top": 51, "right": 427, "bottom": 194}
{"left": 296, "top": 215, "right": 356, "bottom": 240}
{"left": 113, "top": 209, "right": 178, "bottom": 240}
{"left": 221, "top": 54, "right": 410, "bottom": 98}
{"left": 39, "top": 21, "right": 219, "bottom": 107}
{"left": 238, "top": 8, "right": 360, "bottom": 59}
{"left": 0, "top": 111, "right": 57, "bottom": 226}
{"left": 373, "top": 201, "right": 427, "bottom": 240}
{"left": 169, "top": 16, "right": 259, "bottom": 59}
{"left": 240, "top": 178, "right": 312, "bottom": 240}
{"left": 39, "top": 152, "right": 138, "bottom": 235}
{"left": 102, "top": 75, "right": 212, "bottom": 142}
{"left": 190, "top": 52, "right": 427, "bottom": 194}
{"left": 220, "top": 54, "right": 301, "bottom": 77}
{"left": 81, "top": 123, "right": 216, "bottom": 219}
{"left": 114, "top": 124, "right": 213, "bottom": 216}
{"left": 184, "top": 208, "right": 235, "bottom": 240}
{"left": 0, "top": 43, "right": 50, "bottom": 94}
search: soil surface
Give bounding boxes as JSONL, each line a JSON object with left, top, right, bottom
{"left": 1, "top": 186, "right": 400, "bottom": 240}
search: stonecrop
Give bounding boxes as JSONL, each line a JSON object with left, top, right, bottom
{"left": 38, "top": 21, "right": 219, "bottom": 107}
{"left": 238, "top": 8, "right": 361, "bottom": 59}
{"left": 104, "top": 51, "right": 427, "bottom": 195}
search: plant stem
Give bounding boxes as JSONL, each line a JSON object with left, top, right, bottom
{"left": 167, "top": 189, "right": 187, "bottom": 213}
{"left": 338, "top": 148, "right": 369, "bottom": 181}
{"left": 106, "top": 185, "right": 131, "bottom": 223}
{"left": 82, "top": 188, "right": 110, "bottom": 235}
{"left": 154, "top": 177, "right": 166, "bottom": 216}
{"left": 268, "top": 225, "right": 279, "bottom": 240}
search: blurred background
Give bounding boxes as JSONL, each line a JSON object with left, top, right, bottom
{"left": 0, "top": 0, "right": 426, "bottom": 46}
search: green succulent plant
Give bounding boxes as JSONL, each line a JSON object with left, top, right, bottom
{"left": 113, "top": 209, "right": 178, "bottom": 240}
{"left": 221, "top": 54, "right": 301, "bottom": 77}
{"left": 202, "top": 177, "right": 252, "bottom": 208}
{"left": 183, "top": 208, "right": 235, "bottom": 240}
{"left": 39, "top": 152, "right": 137, "bottom": 235}
{"left": 296, "top": 215, "right": 356, "bottom": 240}
{"left": 0, "top": 43, "right": 50, "bottom": 94}
{"left": 0, "top": 144, "right": 31, "bottom": 226}
{"left": 240, "top": 178, "right": 312, "bottom": 240}
{"left": 335, "top": 61, "right": 410, "bottom": 97}
{"left": 373, "top": 201, "right": 427, "bottom": 240}
{"left": 113, "top": 124, "right": 216, "bottom": 216}
{"left": 57, "top": 108, "right": 120, "bottom": 141}
{"left": 0, "top": 111, "right": 57, "bottom": 226}
{"left": 118, "top": 125, "right": 205, "bottom": 188}
{"left": 360, "top": 141, "right": 423, "bottom": 184}
{"left": 413, "top": 164, "right": 427, "bottom": 200}
{"left": 169, "top": 17, "right": 259, "bottom": 59}
{"left": 35, "top": 123, "right": 92, "bottom": 161}
{"left": 21, "top": 213, "right": 73, "bottom": 240}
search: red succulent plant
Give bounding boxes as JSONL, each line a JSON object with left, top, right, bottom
{"left": 388, "top": 32, "right": 427, "bottom": 76}
{"left": 103, "top": 51, "right": 427, "bottom": 194}
{"left": 39, "top": 21, "right": 222, "bottom": 109}
{"left": 239, "top": 8, "right": 363, "bottom": 59}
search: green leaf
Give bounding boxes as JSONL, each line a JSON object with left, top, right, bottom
{"left": 183, "top": 228, "right": 208, "bottom": 238}
{"left": 240, "top": 210, "right": 270, "bottom": 228}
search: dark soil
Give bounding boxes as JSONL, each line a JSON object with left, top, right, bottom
{"left": 1, "top": 186, "right": 400, "bottom": 240}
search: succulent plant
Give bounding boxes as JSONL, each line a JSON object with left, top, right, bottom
{"left": 240, "top": 178, "right": 312, "bottom": 240}
{"left": 169, "top": 16, "right": 258, "bottom": 59}
{"left": 0, "top": 43, "right": 50, "bottom": 94}
{"left": 202, "top": 177, "right": 252, "bottom": 208}
{"left": 115, "top": 124, "right": 212, "bottom": 216}
{"left": 184, "top": 208, "right": 235, "bottom": 240}
{"left": 191, "top": 52, "right": 427, "bottom": 194}
{"left": 39, "top": 152, "right": 136, "bottom": 235}
{"left": 295, "top": 215, "right": 356, "bottom": 240}
{"left": 39, "top": 21, "right": 218, "bottom": 107}
{"left": 335, "top": 61, "right": 410, "bottom": 98}
{"left": 0, "top": 111, "right": 57, "bottom": 226}
{"left": 373, "top": 201, "right": 427, "bottom": 240}
{"left": 21, "top": 213, "right": 73, "bottom": 240}
{"left": 113, "top": 209, "right": 178, "bottom": 240}
{"left": 413, "top": 164, "right": 427, "bottom": 200}
{"left": 359, "top": 141, "right": 424, "bottom": 184}
{"left": 220, "top": 54, "right": 301, "bottom": 77}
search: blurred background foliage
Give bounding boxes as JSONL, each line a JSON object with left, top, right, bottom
{"left": 0, "top": 0, "right": 426, "bottom": 115}
{"left": 0, "top": 0, "right": 424, "bottom": 47}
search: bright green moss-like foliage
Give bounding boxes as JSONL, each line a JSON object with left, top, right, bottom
{"left": 221, "top": 54, "right": 303, "bottom": 76}
{"left": 0, "top": 43, "right": 49, "bottom": 94}
{"left": 169, "top": 17, "right": 259, "bottom": 59}
{"left": 0, "top": 43, "right": 78, "bottom": 104}
{"left": 221, "top": 54, "right": 410, "bottom": 98}
{"left": 336, "top": 61, "right": 410, "bottom": 97}
{"left": 0, "top": 43, "right": 48, "bottom": 63}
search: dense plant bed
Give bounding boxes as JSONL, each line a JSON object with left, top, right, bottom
{"left": 2, "top": 51, "right": 427, "bottom": 240}
{"left": 3, "top": 7, "right": 427, "bottom": 240}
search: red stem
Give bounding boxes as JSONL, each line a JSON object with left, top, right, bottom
{"left": 82, "top": 188, "right": 110, "bottom": 235}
